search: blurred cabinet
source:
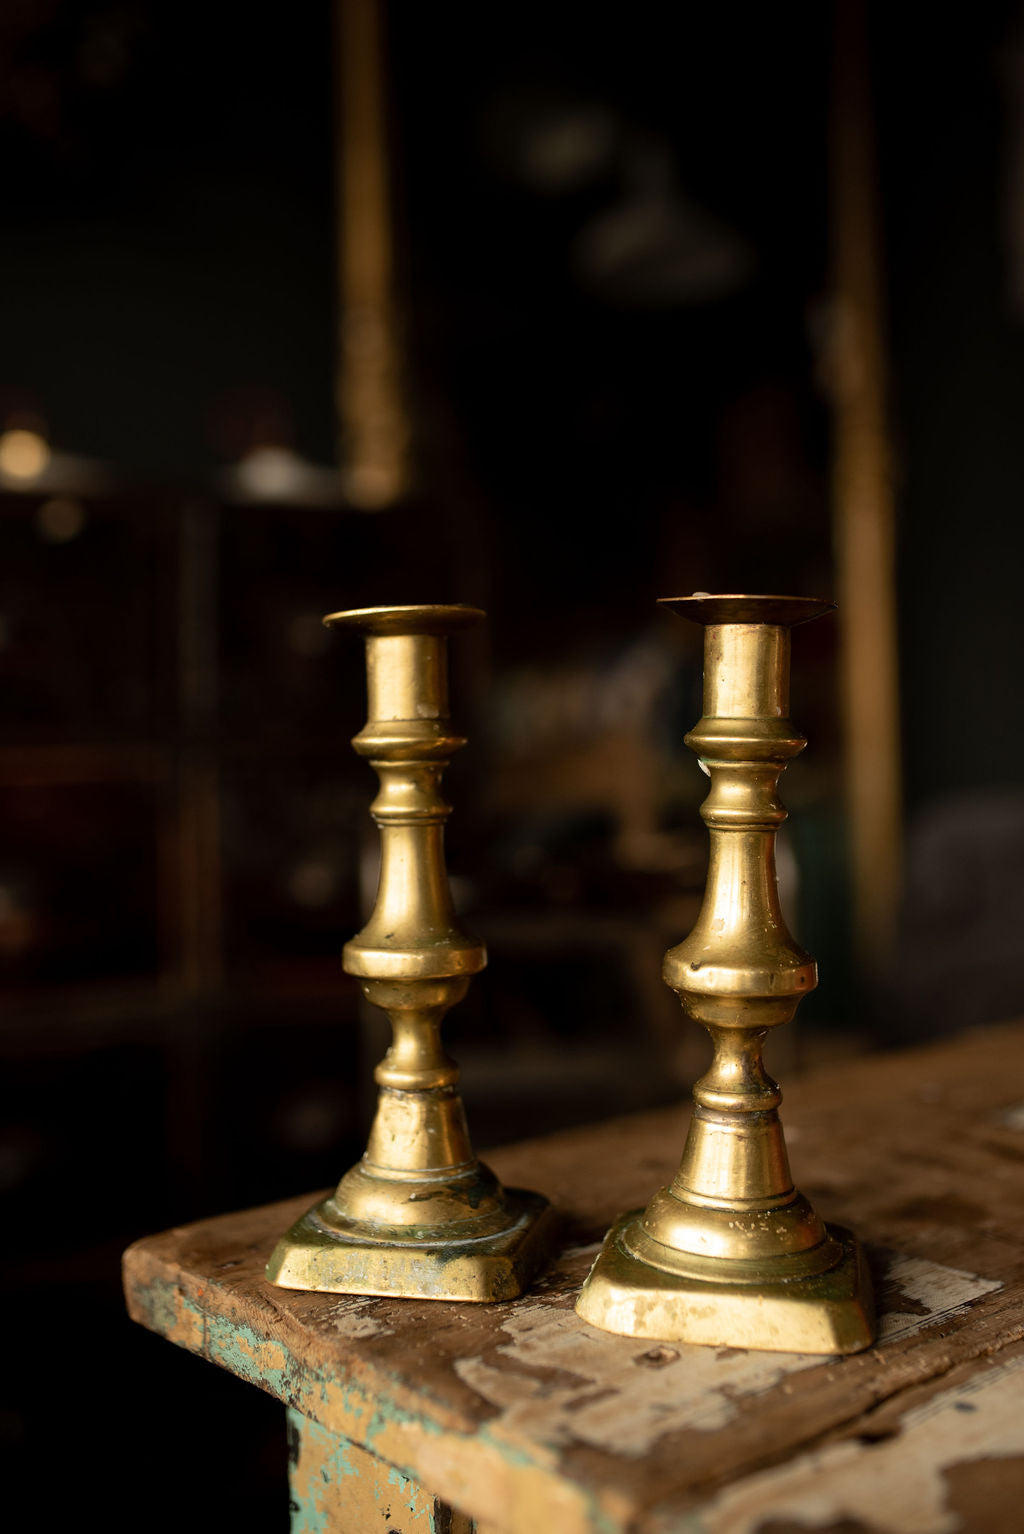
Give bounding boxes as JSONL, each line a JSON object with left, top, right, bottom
{"left": 0, "top": 487, "right": 380, "bottom": 1247}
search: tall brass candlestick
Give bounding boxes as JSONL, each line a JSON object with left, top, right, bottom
{"left": 267, "top": 604, "right": 556, "bottom": 1300}
{"left": 576, "top": 595, "right": 875, "bottom": 1353}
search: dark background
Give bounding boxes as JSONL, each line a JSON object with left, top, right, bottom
{"left": 3, "top": 3, "right": 1024, "bottom": 1527}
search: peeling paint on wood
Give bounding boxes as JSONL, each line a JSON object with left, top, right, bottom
{"left": 454, "top": 1254, "right": 1004, "bottom": 1458}
{"left": 992, "top": 1101, "right": 1024, "bottom": 1131}
{"left": 695, "top": 1350, "right": 1024, "bottom": 1534}
{"left": 876, "top": 1255, "right": 1002, "bottom": 1343}
{"left": 325, "top": 1299, "right": 395, "bottom": 1340}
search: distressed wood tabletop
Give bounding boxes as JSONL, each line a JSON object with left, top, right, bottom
{"left": 124, "top": 1020, "right": 1024, "bottom": 1534}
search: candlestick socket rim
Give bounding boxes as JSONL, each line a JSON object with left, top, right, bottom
{"left": 658, "top": 594, "right": 836, "bottom": 627}
{"left": 323, "top": 604, "right": 486, "bottom": 635}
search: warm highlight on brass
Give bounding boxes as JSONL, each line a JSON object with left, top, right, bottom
{"left": 576, "top": 594, "right": 875, "bottom": 1353}
{"left": 267, "top": 604, "right": 556, "bottom": 1300}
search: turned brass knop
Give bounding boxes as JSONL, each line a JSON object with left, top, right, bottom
{"left": 266, "top": 604, "right": 556, "bottom": 1301}
{"left": 576, "top": 594, "right": 875, "bottom": 1354}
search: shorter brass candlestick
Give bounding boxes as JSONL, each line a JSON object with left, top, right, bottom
{"left": 576, "top": 595, "right": 875, "bottom": 1353}
{"left": 267, "top": 604, "right": 556, "bottom": 1300}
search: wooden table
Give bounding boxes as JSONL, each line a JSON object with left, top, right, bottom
{"left": 124, "top": 1021, "right": 1024, "bottom": 1533}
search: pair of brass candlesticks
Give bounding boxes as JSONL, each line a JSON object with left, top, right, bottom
{"left": 266, "top": 597, "right": 875, "bottom": 1355}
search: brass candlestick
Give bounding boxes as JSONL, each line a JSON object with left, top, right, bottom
{"left": 576, "top": 595, "right": 875, "bottom": 1353}
{"left": 267, "top": 604, "right": 556, "bottom": 1300}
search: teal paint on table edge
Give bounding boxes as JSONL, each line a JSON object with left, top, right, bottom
{"left": 286, "top": 1409, "right": 354, "bottom": 1534}
{"left": 287, "top": 1408, "right": 448, "bottom": 1534}
{"left": 288, "top": 1408, "right": 361, "bottom": 1482}
{"left": 130, "top": 1273, "right": 624, "bottom": 1534}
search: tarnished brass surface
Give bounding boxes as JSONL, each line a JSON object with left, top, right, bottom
{"left": 576, "top": 594, "right": 875, "bottom": 1352}
{"left": 267, "top": 604, "right": 556, "bottom": 1299}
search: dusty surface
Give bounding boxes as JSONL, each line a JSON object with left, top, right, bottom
{"left": 124, "top": 1020, "right": 1024, "bottom": 1532}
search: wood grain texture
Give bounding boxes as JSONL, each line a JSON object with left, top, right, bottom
{"left": 124, "top": 1021, "right": 1024, "bottom": 1533}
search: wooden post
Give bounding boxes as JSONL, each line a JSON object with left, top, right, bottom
{"left": 830, "top": 0, "right": 903, "bottom": 972}
{"left": 335, "top": 0, "right": 409, "bottom": 508}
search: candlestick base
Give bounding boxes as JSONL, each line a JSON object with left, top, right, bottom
{"left": 577, "top": 1210, "right": 874, "bottom": 1354}
{"left": 266, "top": 1184, "right": 556, "bottom": 1302}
